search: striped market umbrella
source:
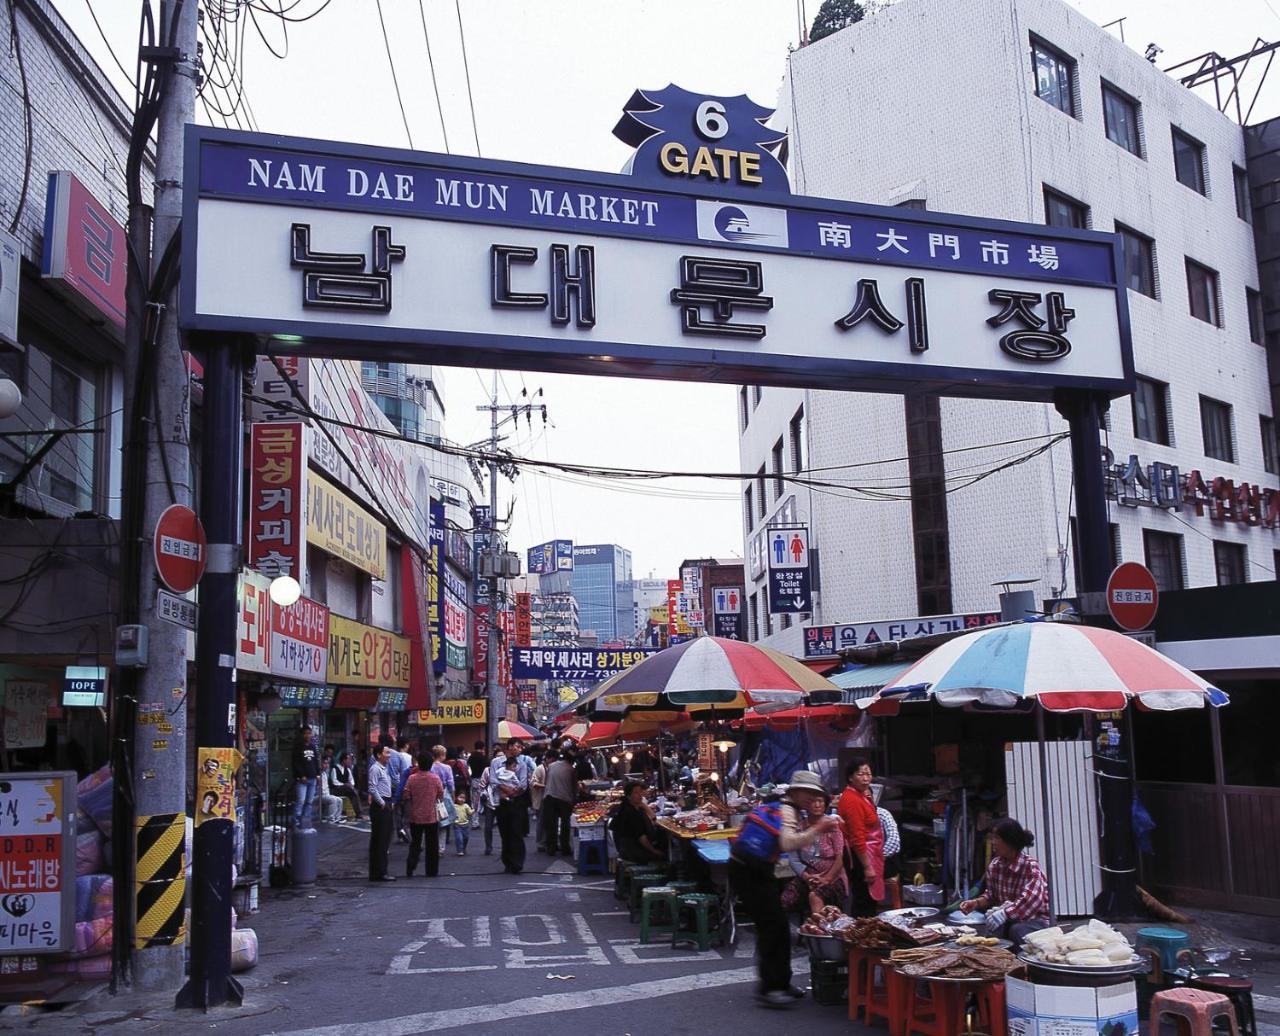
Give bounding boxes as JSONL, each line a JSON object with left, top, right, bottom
{"left": 871, "top": 621, "right": 1228, "bottom": 713}
{"left": 495, "top": 718, "right": 543, "bottom": 741}
{"left": 565, "top": 713, "right": 699, "bottom": 747}
{"left": 737, "top": 701, "right": 863, "bottom": 731}
{"left": 572, "top": 636, "right": 835, "bottom": 716}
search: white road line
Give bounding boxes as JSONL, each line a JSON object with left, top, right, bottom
{"left": 271, "top": 962, "right": 803, "bottom": 1036}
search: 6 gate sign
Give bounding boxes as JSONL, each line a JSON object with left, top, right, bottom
{"left": 153, "top": 505, "right": 207, "bottom": 594}
{"left": 1105, "top": 562, "right": 1159, "bottom": 632}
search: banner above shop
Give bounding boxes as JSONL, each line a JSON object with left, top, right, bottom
{"left": 512, "top": 646, "right": 661, "bottom": 682}
{"left": 306, "top": 475, "right": 387, "bottom": 579}
{"left": 181, "top": 123, "right": 1132, "bottom": 402}
{"left": 802, "top": 610, "right": 1002, "bottom": 658}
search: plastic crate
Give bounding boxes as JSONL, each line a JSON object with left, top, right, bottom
{"left": 571, "top": 822, "right": 606, "bottom": 842}
{"left": 810, "top": 958, "right": 849, "bottom": 1006}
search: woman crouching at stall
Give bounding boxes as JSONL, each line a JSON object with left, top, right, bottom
{"left": 781, "top": 789, "right": 848, "bottom": 916}
{"left": 959, "top": 817, "right": 1050, "bottom": 950}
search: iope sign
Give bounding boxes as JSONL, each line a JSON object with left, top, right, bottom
{"left": 180, "top": 89, "right": 1132, "bottom": 403}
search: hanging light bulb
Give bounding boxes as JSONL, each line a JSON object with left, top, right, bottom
{"left": 269, "top": 575, "right": 302, "bottom": 607}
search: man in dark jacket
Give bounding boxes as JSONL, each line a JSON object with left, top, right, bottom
{"left": 291, "top": 727, "right": 319, "bottom": 828}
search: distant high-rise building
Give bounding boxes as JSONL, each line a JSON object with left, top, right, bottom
{"left": 571, "top": 544, "right": 633, "bottom": 641}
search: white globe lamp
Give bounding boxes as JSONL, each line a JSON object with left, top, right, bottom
{"left": 268, "top": 575, "right": 302, "bottom": 607}
{"left": 0, "top": 379, "right": 21, "bottom": 419}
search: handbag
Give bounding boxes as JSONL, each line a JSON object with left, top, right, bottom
{"left": 436, "top": 799, "right": 450, "bottom": 824}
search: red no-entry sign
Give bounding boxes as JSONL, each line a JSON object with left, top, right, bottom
{"left": 1106, "top": 562, "right": 1158, "bottom": 631}
{"left": 154, "top": 504, "right": 207, "bottom": 594}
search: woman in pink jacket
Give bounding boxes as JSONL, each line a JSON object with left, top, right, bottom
{"left": 401, "top": 753, "right": 445, "bottom": 878}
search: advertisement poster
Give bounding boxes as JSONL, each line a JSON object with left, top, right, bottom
{"left": 3, "top": 681, "right": 50, "bottom": 750}
{"left": 0, "top": 772, "right": 73, "bottom": 952}
{"left": 195, "top": 747, "right": 242, "bottom": 827}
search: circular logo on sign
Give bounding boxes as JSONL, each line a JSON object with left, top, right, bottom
{"left": 714, "top": 205, "right": 751, "bottom": 239}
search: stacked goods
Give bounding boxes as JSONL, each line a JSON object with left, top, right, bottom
{"left": 806, "top": 915, "right": 948, "bottom": 950}
{"left": 571, "top": 802, "right": 609, "bottom": 825}
{"left": 954, "top": 933, "right": 1004, "bottom": 947}
{"left": 890, "top": 945, "right": 1021, "bottom": 980}
{"left": 799, "top": 905, "right": 857, "bottom": 938}
{"left": 1021, "top": 920, "right": 1137, "bottom": 968}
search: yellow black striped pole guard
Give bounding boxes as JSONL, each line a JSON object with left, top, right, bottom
{"left": 135, "top": 812, "right": 187, "bottom": 949}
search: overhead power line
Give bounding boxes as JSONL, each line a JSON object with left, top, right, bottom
{"left": 454, "top": 0, "right": 481, "bottom": 155}
{"left": 417, "top": 0, "right": 450, "bottom": 153}
{"left": 375, "top": 0, "right": 414, "bottom": 149}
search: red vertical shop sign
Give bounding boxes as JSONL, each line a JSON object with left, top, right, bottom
{"left": 497, "top": 609, "right": 515, "bottom": 693}
{"left": 248, "top": 422, "right": 306, "bottom": 581}
{"left": 514, "top": 593, "right": 532, "bottom": 648}
{"left": 473, "top": 606, "right": 490, "bottom": 685}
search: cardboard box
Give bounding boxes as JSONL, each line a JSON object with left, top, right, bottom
{"left": 1005, "top": 976, "right": 1138, "bottom": 1036}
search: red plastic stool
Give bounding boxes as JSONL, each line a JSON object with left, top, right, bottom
{"left": 973, "top": 980, "right": 1007, "bottom": 1034}
{"left": 1152, "top": 988, "right": 1240, "bottom": 1036}
{"left": 1191, "top": 975, "right": 1258, "bottom": 1036}
{"left": 849, "top": 948, "right": 874, "bottom": 1023}
{"left": 903, "top": 976, "right": 963, "bottom": 1036}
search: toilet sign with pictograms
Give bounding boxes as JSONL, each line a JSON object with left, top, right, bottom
{"left": 1105, "top": 562, "right": 1158, "bottom": 632}
{"left": 154, "top": 504, "right": 208, "bottom": 593}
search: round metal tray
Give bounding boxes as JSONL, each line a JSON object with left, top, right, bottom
{"left": 945, "top": 938, "right": 1014, "bottom": 951}
{"left": 1016, "top": 952, "right": 1149, "bottom": 977}
{"left": 879, "top": 907, "right": 941, "bottom": 925}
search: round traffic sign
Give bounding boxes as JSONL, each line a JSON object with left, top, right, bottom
{"left": 1105, "top": 562, "right": 1158, "bottom": 631}
{"left": 154, "top": 504, "right": 207, "bottom": 594}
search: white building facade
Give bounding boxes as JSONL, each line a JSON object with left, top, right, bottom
{"left": 741, "top": 0, "right": 1278, "bottom": 650}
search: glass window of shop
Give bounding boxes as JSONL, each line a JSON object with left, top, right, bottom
{"left": 1218, "top": 683, "right": 1280, "bottom": 787}
{"left": 1133, "top": 707, "right": 1214, "bottom": 783}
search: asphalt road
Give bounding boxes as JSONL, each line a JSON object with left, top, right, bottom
{"left": 13, "top": 823, "right": 861, "bottom": 1036}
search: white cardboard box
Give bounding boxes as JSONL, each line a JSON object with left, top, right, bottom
{"left": 1006, "top": 976, "right": 1139, "bottom": 1036}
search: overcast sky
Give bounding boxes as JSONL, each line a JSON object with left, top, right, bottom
{"left": 56, "top": 0, "right": 1280, "bottom": 578}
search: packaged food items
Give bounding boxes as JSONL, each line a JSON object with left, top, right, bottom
{"left": 1021, "top": 919, "right": 1136, "bottom": 967}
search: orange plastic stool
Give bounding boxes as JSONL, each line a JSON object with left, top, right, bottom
{"left": 1152, "top": 988, "right": 1239, "bottom": 1036}
{"left": 973, "top": 980, "right": 1007, "bottom": 1034}
{"left": 884, "top": 877, "right": 904, "bottom": 909}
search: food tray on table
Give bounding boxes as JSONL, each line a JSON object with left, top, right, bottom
{"left": 946, "top": 938, "right": 1013, "bottom": 951}
{"left": 879, "top": 907, "right": 941, "bottom": 926}
{"left": 1016, "top": 952, "right": 1149, "bottom": 977}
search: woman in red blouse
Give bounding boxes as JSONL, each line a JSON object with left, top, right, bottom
{"left": 837, "top": 756, "right": 883, "bottom": 915}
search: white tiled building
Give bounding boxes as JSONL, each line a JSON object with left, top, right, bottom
{"left": 740, "top": 0, "right": 1278, "bottom": 651}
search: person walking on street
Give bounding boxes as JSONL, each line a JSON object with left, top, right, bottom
{"left": 477, "top": 745, "right": 503, "bottom": 854}
{"left": 401, "top": 753, "right": 445, "bottom": 878}
{"left": 431, "top": 745, "right": 457, "bottom": 854}
{"left": 367, "top": 744, "right": 396, "bottom": 882}
{"left": 542, "top": 750, "right": 578, "bottom": 856}
{"left": 292, "top": 727, "right": 319, "bottom": 828}
{"left": 729, "top": 771, "right": 841, "bottom": 1009}
{"left": 493, "top": 743, "right": 531, "bottom": 874}
{"left": 532, "top": 752, "right": 550, "bottom": 852}
{"left": 387, "top": 737, "right": 412, "bottom": 844}
{"left": 452, "top": 793, "right": 472, "bottom": 856}
{"left": 468, "top": 740, "right": 488, "bottom": 813}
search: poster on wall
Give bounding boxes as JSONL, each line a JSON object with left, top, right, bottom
{"left": 3, "top": 681, "right": 50, "bottom": 749}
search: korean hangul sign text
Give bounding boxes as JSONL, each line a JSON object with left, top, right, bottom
{"left": 514, "top": 593, "right": 533, "bottom": 648}
{"left": 416, "top": 699, "right": 487, "bottom": 726}
{"left": 473, "top": 606, "right": 490, "bottom": 684}
{"left": 0, "top": 773, "right": 75, "bottom": 953}
{"left": 428, "top": 500, "right": 445, "bottom": 675}
{"left": 237, "top": 568, "right": 272, "bottom": 673}
{"left": 248, "top": 421, "right": 306, "bottom": 582}
{"left": 327, "top": 615, "right": 411, "bottom": 689}
{"left": 511, "top": 647, "right": 661, "bottom": 681}
{"left": 271, "top": 595, "right": 330, "bottom": 683}
{"left": 766, "top": 526, "right": 811, "bottom": 614}
{"left": 802, "top": 611, "right": 1002, "bottom": 658}
{"left": 497, "top": 610, "right": 515, "bottom": 692}
{"left": 40, "top": 172, "right": 125, "bottom": 328}
{"left": 711, "top": 586, "right": 744, "bottom": 640}
{"left": 443, "top": 563, "right": 468, "bottom": 670}
{"left": 305, "top": 475, "right": 386, "bottom": 579}
{"left": 250, "top": 354, "right": 311, "bottom": 424}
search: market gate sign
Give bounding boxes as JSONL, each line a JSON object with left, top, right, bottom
{"left": 180, "top": 107, "right": 1131, "bottom": 402}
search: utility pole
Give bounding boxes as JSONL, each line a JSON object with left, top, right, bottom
{"left": 117, "top": 0, "right": 199, "bottom": 993}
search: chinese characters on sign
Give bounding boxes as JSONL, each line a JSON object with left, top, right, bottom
{"left": 803, "top": 611, "right": 1002, "bottom": 659}
{"left": 766, "top": 525, "right": 810, "bottom": 615}
{"left": 511, "top": 647, "right": 660, "bottom": 682}
{"left": 248, "top": 422, "right": 306, "bottom": 581}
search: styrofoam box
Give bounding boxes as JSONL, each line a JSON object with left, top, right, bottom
{"left": 1006, "top": 977, "right": 1138, "bottom": 1036}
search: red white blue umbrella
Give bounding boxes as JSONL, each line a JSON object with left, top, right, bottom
{"left": 871, "top": 621, "right": 1228, "bottom": 712}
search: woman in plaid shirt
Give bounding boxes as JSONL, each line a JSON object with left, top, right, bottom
{"left": 960, "top": 818, "right": 1050, "bottom": 950}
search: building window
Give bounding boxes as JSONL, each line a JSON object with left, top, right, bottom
{"left": 744, "top": 486, "right": 754, "bottom": 532}
{"left": 752, "top": 385, "right": 762, "bottom": 408}
{"left": 739, "top": 386, "right": 750, "bottom": 431}
{"left": 1199, "top": 395, "right": 1235, "bottom": 462}
{"left": 1261, "top": 416, "right": 1278, "bottom": 475}
{"left": 1234, "top": 165, "right": 1251, "bottom": 221}
{"left": 1247, "top": 288, "right": 1264, "bottom": 345}
{"left": 1116, "top": 224, "right": 1156, "bottom": 298}
{"left": 1143, "top": 530, "right": 1185, "bottom": 591}
{"left": 1172, "top": 128, "right": 1207, "bottom": 194}
{"left": 756, "top": 466, "right": 767, "bottom": 519}
{"left": 1101, "top": 81, "right": 1142, "bottom": 156}
{"left": 1185, "top": 259, "right": 1220, "bottom": 326}
{"left": 789, "top": 406, "right": 805, "bottom": 472}
{"left": 1131, "top": 376, "right": 1171, "bottom": 445}
{"left": 748, "top": 593, "right": 758, "bottom": 641}
{"left": 763, "top": 596, "right": 773, "bottom": 637}
{"left": 1044, "top": 186, "right": 1089, "bottom": 229}
{"left": 771, "top": 439, "right": 784, "bottom": 500}
{"left": 1213, "top": 541, "right": 1248, "bottom": 586}
{"left": 1031, "top": 35, "right": 1076, "bottom": 117}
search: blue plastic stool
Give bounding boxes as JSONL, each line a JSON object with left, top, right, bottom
{"left": 577, "top": 840, "right": 608, "bottom": 875}
{"left": 1136, "top": 927, "right": 1191, "bottom": 973}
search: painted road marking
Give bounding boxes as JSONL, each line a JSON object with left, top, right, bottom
{"left": 274, "top": 962, "right": 807, "bottom": 1036}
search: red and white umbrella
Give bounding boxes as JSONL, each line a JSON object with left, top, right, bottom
{"left": 495, "top": 718, "right": 543, "bottom": 741}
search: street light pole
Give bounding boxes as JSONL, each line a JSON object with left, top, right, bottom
{"left": 486, "top": 371, "right": 500, "bottom": 748}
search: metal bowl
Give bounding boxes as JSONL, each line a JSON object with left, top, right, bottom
{"left": 878, "top": 906, "right": 941, "bottom": 926}
{"left": 803, "top": 934, "right": 849, "bottom": 962}
{"left": 904, "top": 883, "right": 945, "bottom": 906}
{"left": 1016, "top": 952, "right": 1150, "bottom": 977}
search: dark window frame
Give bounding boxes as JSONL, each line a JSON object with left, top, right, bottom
{"left": 1116, "top": 223, "right": 1156, "bottom": 298}
{"left": 1143, "top": 529, "right": 1185, "bottom": 592}
{"left": 1199, "top": 395, "right": 1235, "bottom": 463}
{"left": 1247, "top": 287, "right": 1264, "bottom": 345}
{"left": 1172, "top": 127, "right": 1207, "bottom": 195}
{"left": 1261, "top": 415, "right": 1278, "bottom": 475}
{"left": 1213, "top": 540, "right": 1248, "bottom": 586}
{"left": 1185, "top": 258, "right": 1221, "bottom": 326}
{"left": 1233, "top": 165, "right": 1251, "bottom": 222}
{"left": 1031, "top": 34, "right": 1078, "bottom": 118}
{"left": 1043, "top": 185, "right": 1089, "bottom": 229}
{"left": 1101, "top": 80, "right": 1143, "bottom": 157}
{"left": 1131, "top": 376, "right": 1171, "bottom": 445}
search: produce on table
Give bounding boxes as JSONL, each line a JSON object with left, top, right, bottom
{"left": 1021, "top": 919, "right": 1137, "bottom": 967}
{"left": 954, "top": 934, "right": 1002, "bottom": 947}
{"left": 890, "top": 945, "right": 1021, "bottom": 980}
{"left": 571, "top": 803, "right": 608, "bottom": 825}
